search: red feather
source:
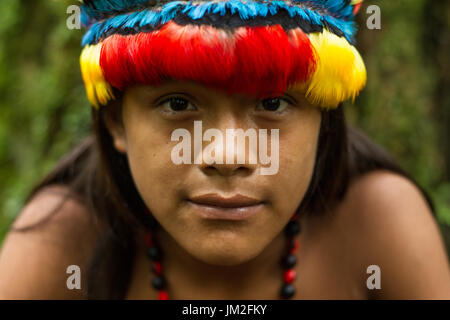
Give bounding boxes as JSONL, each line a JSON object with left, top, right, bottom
{"left": 100, "top": 21, "right": 316, "bottom": 98}
{"left": 353, "top": 3, "right": 362, "bottom": 15}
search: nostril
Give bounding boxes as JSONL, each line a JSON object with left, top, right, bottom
{"left": 201, "top": 164, "right": 252, "bottom": 177}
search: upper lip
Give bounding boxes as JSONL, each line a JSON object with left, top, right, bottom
{"left": 189, "top": 193, "right": 263, "bottom": 208}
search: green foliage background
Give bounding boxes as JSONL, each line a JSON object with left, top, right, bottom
{"left": 0, "top": 0, "right": 449, "bottom": 252}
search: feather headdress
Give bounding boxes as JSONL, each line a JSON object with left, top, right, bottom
{"left": 80, "top": 0, "right": 366, "bottom": 109}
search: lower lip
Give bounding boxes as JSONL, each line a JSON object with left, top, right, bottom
{"left": 187, "top": 201, "right": 265, "bottom": 221}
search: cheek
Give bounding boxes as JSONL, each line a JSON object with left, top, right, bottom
{"left": 273, "top": 114, "right": 321, "bottom": 215}
{"left": 122, "top": 116, "right": 187, "bottom": 219}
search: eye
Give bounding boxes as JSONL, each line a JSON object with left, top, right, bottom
{"left": 256, "top": 97, "right": 290, "bottom": 113}
{"left": 158, "top": 96, "right": 197, "bottom": 113}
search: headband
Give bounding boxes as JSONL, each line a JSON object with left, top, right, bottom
{"left": 80, "top": 0, "right": 366, "bottom": 109}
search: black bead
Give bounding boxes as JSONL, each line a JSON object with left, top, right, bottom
{"left": 151, "top": 276, "right": 166, "bottom": 290}
{"left": 280, "top": 284, "right": 296, "bottom": 299}
{"left": 287, "top": 237, "right": 296, "bottom": 251}
{"left": 147, "top": 246, "right": 162, "bottom": 261}
{"left": 284, "top": 220, "right": 301, "bottom": 237}
{"left": 282, "top": 254, "right": 297, "bottom": 269}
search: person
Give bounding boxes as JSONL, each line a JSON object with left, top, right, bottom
{"left": 0, "top": 0, "right": 449, "bottom": 300}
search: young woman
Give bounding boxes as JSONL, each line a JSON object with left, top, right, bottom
{"left": 0, "top": 0, "right": 449, "bottom": 299}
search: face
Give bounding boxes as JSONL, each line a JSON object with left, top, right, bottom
{"left": 106, "top": 80, "right": 321, "bottom": 266}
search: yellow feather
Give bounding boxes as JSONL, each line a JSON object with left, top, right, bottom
{"left": 80, "top": 43, "right": 114, "bottom": 108}
{"left": 302, "top": 29, "right": 367, "bottom": 109}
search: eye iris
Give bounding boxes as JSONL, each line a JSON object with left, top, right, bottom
{"left": 262, "top": 98, "right": 280, "bottom": 111}
{"left": 169, "top": 98, "right": 188, "bottom": 111}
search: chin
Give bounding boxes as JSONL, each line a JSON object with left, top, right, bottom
{"left": 186, "top": 237, "right": 263, "bottom": 267}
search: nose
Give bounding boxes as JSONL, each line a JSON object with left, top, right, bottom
{"left": 196, "top": 118, "right": 259, "bottom": 177}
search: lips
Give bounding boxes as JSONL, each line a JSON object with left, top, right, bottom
{"left": 189, "top": 193, "right": 263, "bottom": 208}
{"left": 187, "top": 193, "right": 265, "bottom": 221}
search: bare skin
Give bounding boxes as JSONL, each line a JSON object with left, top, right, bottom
{"left": 1, "top": 171, "right": 449, "bottom": 299}
{"left": 125, "top": 171, "right": 450, "bottom": 300}
{"left": 0, "top": 81, "right": 449, "bottom": 299}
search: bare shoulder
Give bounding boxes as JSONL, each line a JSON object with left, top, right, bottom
{"left": 0, "top": 185, "right": 103, "bottom": 299}
{"left": 336, "top": 170, "right": 450, "bottom": 299}
{"left": 342, "top": 170, "right": 440, "bottom": 240}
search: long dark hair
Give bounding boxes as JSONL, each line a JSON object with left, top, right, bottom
{"left": 14, "top": 94, "right": 435, "bottom": 299}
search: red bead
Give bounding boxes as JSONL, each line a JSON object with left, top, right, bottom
{"left": 158, "top": 290, "right": 169, "bottom": 300}
{"left": 145, "top": 232, "right": 153, "bottom": 247}
{"left": 284, "top": 269, "right": 296, "bottom": 284}
{"left": 153, "top": 261, "right": 163, "bottom": 275}
{"left": 290, "top": 239, "right": 300, "bottom": 254}
{"left": 290, "top": 213, "right": 299, "bottom": 221}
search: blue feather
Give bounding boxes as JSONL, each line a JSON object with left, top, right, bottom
{"left": 160, "top": 2, "right": 183, "bottom": 23}
{"left": 291, "top": 6, "right": 309, "bottom": 22}
{"left": 227, "top": 1, "right": 245, "bottom": 17}
{"left": 109, "top": 14, "right": 128, "bottom": 29}
{"left": 293, "top": 0, "right": 355, "bottom": 20}
{"left": 82, "top": 22, "right": 101, "bottom": 46}
{"left": 181, "top": 2, "right": 194, "bottom": 15}
{"left": 304, "top": 9, "right": 323, "bottom": 26}
{"left": 212, "top": 2, "right": 227, "bottom": 16}
{"left": 139, "top": 10, "right": 161, "bottom": 28}
{"left": 246, "top": 2, "right": 259, "bottom": 18}
{"left": 188, "top": 2, "right": 212, "bottom": 20}
{"left": 272, "top": 1, "right": 290, "bottom": 12}
{"left": 123, "top": 11, "right": 142, "bottom": 29}
{"left": 255, "top": 2, "right": 269, "bottom": 17}
{"left": 81, "top": 0, "right": 358, "bottom": 46}
{"left": 268, "top": 3, "right": 278, "bottom": 16}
